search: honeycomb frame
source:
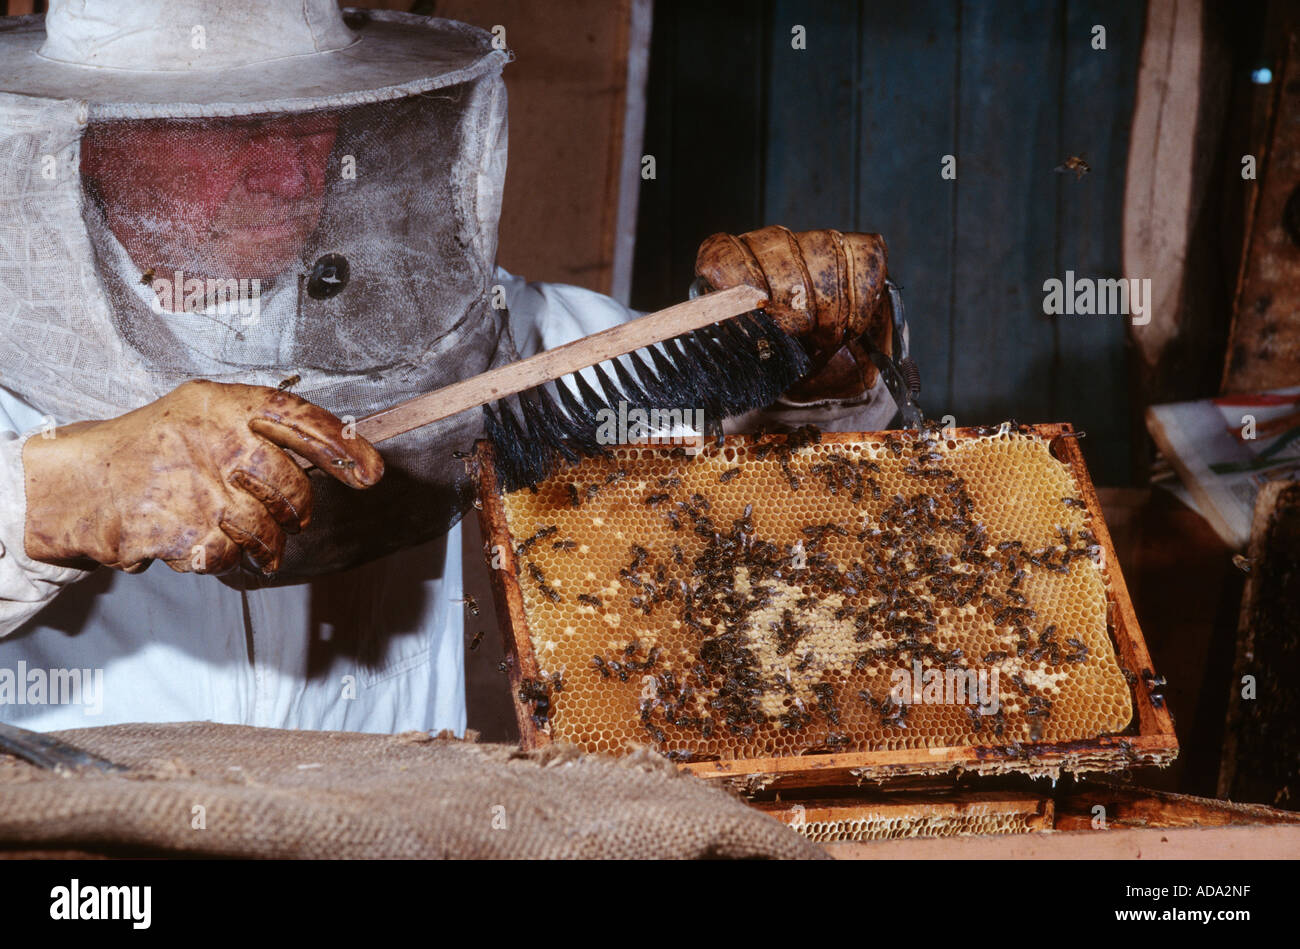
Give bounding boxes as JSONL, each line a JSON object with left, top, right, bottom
{"left": 476, "top": 424, "right": 1178, "bottom": 790}
{"left": 755, "top": 792, "right": 1054, "bottom": 843}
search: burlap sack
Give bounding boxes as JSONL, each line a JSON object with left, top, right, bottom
{"left": 0, "top": 722, "right": 824, "bottom": 859}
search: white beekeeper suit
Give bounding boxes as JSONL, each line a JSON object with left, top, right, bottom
{"left": 0, "top": 1, "right": 895, "bottom": 735}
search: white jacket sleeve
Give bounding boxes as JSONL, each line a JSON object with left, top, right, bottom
{"left": 495, "top": 266, "right": 899, "bottom": 432}
{"left": 0, "top": 425, "right": 93, "bottom": 638}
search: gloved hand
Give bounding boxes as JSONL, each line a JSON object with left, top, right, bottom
{"left": 22, "top": 380, "right": 383, "bottom": 575}
{"left": 694, "top": 225, "right": 893, "bottom": 402}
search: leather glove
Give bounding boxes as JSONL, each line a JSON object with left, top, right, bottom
{"left": 694, "top": 225, "right": 893, "bottom": 401}
{"left": 22, "top": 380, "right": 384, "bottom": 576}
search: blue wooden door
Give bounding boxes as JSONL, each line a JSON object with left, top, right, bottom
{"left": 633, "top": 0, "right": 1146, "bottom": 485}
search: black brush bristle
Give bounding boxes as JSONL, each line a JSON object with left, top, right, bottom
{"left": 591, "top": 362, "right": 627, "bottom": 408}
{"left": 626, "top": 349, "right": 670, "bottom": 407}
{"left": 555, "top": 375, "right": 602, "bottom": 445}
{"left": 611, "top": 354, "right": 652, "bottom": 409}
{"left": 645, "top": 343, "right": 685, "bottom": 404}
{"left": 520, "top": 388, "right": 579, "bottom": 465}
{"left": 486, "top": 308, "right": 811, "bottom": 492}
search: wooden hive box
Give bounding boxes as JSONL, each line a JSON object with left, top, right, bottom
{"left": 476, "top": 423, "right": 1177, "bottom": 795}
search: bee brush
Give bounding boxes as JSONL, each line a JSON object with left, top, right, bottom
{"left": 344, "top": 284, "right": 811, "bottom": 490}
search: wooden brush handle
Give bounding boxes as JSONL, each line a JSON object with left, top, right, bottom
{"left": 354, "top": 284, "right": 769, "bottom": 445}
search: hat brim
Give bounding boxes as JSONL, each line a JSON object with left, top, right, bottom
{"left": 0, "top": 10, "right": 509, "bottom": 119}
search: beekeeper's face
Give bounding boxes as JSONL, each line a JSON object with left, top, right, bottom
{"left": 81, "top": 112, "right": 339, "bottom": 281}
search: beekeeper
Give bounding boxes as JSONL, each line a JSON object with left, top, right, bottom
{"left": 0, "top": 1, "right": 899, "bottom": 734}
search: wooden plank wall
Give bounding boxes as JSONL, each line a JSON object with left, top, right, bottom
{"left": 633, "top": 0, "right": 1146, "bottom": 485}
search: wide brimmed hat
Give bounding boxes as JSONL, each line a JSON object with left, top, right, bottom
{"left": 0, "top": 0, "right": 510, "bottom": 119}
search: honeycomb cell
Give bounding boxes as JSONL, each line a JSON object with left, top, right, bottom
{"left": 495, "top": 425, "right": 1133, "bottom": 761}
{"left": 787, "top": 810, "right": 1038, "bottom": 843}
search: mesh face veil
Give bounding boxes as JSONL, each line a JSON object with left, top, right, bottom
{"left": 0, "top": 10, "right": 512, "bottom": 577}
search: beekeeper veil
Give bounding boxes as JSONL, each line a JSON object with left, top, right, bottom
{"left": 0, "top": 1, "right": 512, "bottom": 577}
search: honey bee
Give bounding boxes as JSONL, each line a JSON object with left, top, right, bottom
{"left": 277, "top": 374, "right": 301, "bottom": 391}
{"left": 1054, "top": 155, "right": 1091, "bottom": 179}
{"left": 469, "top": 630, "right": 485, "bottom": 651}
{"left": 457, "top": 594, "right": 480, "bottom": 616}
{"left": 140, "top": 267, "right": 156, "bottom": 286}
{"left": 719, "top": 467, "right": 742, "bottom": 483}
{"left": 516, "top": 525, "right": 558, "bottom": 556}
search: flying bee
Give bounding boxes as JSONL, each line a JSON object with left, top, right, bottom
{"left": 140, "top": 266, "right": 156, "bottom": 286}
{"left": 277, "top": 374, "right": 301, "bottom": 391}
{"left": 456, "top": 594, "right": 480, "bottom": 616}
{"left": 1054, "top": 154, "right": 1091, "bottom": 179}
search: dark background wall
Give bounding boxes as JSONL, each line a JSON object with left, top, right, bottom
{"left": 632, "top": 0, "right": 1147, "bottom": 486}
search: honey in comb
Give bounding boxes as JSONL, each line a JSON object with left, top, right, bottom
{"left": 496, "top": 423, "right": 1133, "bottom": 760}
